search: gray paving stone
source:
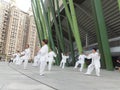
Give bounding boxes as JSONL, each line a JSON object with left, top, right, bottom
{"left": 0, "top": 62, "right": 54, "bottom": 90}
{"left": 1, "top": 62, "right": 120, "bottom": 90}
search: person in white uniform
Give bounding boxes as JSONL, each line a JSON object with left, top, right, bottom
{"left": 8, "top": 56, "right": 14, "bottom": 63}
{"left": 60, "top": 53, "right": 69, "bottom": 69}
{"left": 32, "top": 47, "right": 41, "bottom": 67}
{"left": 85, "top": 48, "right": 101, "bottom": 76}
{"left": 39, "top": 39, "right": 49, "bottom": 76}
{"left": 14, "top": 50, "right": 21, "bottom": 65}
{"left": 47, "top": 48, "right": 56, "bottom": 71}
{"left": 74, "top": 52, "right": 86, "bottom": 72}
{"left": 20, "top": 44, "right": 31, "bottom": 69}
{"left": 12, "top": 53, "right": 17, "bottom": 64}
{"left": 32, "top": 55, "right": 41, "bottom": 66}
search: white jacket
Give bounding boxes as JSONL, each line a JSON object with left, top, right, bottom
{"left": 78, "top": 54, "right": 86, "bottom": 64}
{"left": 48, "top": 51, "right": 56, "bottom": 62}
{"left": 21, "top": 48, "right": 31, "bottom": 60}
{"left": 61, "top": 53, "right": 69, "bottom": 63}
{"left": 87, "top": 52, "right": 100, "bottom": 68}
{"left": 40, "top": 44, "right": 48, "bottom": 62}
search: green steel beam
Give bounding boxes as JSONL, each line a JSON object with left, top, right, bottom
{"left": 31, "top": 0, "right": 42, "bottom": 45}
{"left": 66, "top": 25, "right": 75, "bottom": 65}
{"left": 49, "top": 0, "right": 65, "bottom": 53}
{"left": 68, "top": 0, "right": 83, "bottom": 54}
{"left": 36, "top": 0, "right": 47, "bottom": 39}
{"left": 118, "top": 0, "right": 120, "bottom": 10}
{"left": 62, "top": 0, "right": 83, "bottom": 54}
{"left": 40, "top": 0, "right": 60, "bottom": 65}
{"left": 91, "top": 0, "right": 113, "bottom": 70}
{"left": 91, "top": 0, "right": 106, "bottom": 69}
{"left": 60, "top": 14, "right": 75, "bottom": 65}
{"left": 56, "top": 0, "right": 65, "bottom": 53}
{"left": 47, "top": 7, "right": 60, "bottom": 65}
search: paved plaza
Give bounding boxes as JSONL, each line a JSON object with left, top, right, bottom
{"left": 0, "top": 62, "right": 120, "bottom": 90}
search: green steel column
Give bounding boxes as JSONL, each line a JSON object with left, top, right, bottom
{"left": 49, "top": 0, "right": 65, "bottom": 53}
{"left": 91, "top": 0, "right": 106, "bottom": 69}
{"left": 31, "top": 0, "right": 42, "bottom": 45}
{"left": 118, "top": 0, "right": 120, "bottom": 10}
{"left": 36, "top": 0, "right": 47, "bottom": 39}
{"left": 56, "top": 0, "right": 65, "bottom": 53}
{"left": 47, "top": 7, "right": 60, "bottom": 65}
{"left": 62, "top": 0, "right": 83, "bottom": 54}
{"left": 68, "top": 0, "right": 83, "bottom": 53}
{"left": 91, "top": 0, "right": 113, "bottom": 70}
{"left": 40, "top": 0, "right": 60, "bottom": 65}
{"left": 67, "top": 26, "right": 75, "bottom": 65}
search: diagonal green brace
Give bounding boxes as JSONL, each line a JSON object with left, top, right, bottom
{"left": 118, "top": 0, "right": 120, "bottom": 10}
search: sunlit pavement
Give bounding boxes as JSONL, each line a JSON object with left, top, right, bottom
{"left": 0, "top": 62, "right": 54, "bottom": 90}
{"left": 0, "top": 62, "right": 120, "bottom": 90}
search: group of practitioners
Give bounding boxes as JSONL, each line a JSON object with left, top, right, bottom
{"left": 10, "top": 44, "right": 31, "bottom": 69}
{"left": 74, "top": 49, "right": 100, "bottom": 76}
{"left": 10, "top": 39, "right": 101, "bottom": 77}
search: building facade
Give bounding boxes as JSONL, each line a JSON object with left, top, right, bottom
{"left": 27, "top": 15, "right": 38, "bottom": 59}
{"left": 0, "top": 0, "right": 39, "bottom": 59}
{"left": 5, "top": 6, "right": 29, "bottom": 56}
{"left": 0, "top": 0, "right": 39, "bottom": 60}
{"left": 0, "top": 0, "right": 9, "bottom": 57}
{"left": 5, "top": 6, "right": 39, "bottom": 60}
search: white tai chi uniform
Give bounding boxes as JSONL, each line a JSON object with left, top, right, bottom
{"left": 48, "top": 51, "right": 56, "bottom": 71}
{"left": 39, "top": 44, "right": 48, "bottom": 75}
{"left": 85, "top": 52, "right": 100, "bottom": 76}
{"left": 32, "top": 49, "right": 41, "bottom": 67}
{"left": 60, "top": 53, "right": 69, "bottom": 69}
{"left": 32, "top": 55, "right": 41, "bottom": 66}
{"left": 14, "top": 53, "right": 21, "bottom": 65}
{"left": 12, "top": 53, "right": 17, "bottom": 63}
{"left": 20, "top": 48, "right": 31, "bottom": 69}
{"left": 74, "top": 54, "right": 86, "bottom": 71}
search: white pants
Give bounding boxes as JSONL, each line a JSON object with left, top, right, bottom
{"left": 20, "top": 56, "right": 29, "bottom": 69}
{"left": 86, "top": 64, "right": 100, "bottom": 76}
{"left": 40, "top": 58, "right": 47, "bottom": 75}
{"left": 32, "top": 56, "right": 40, "bottom": 66}
{"left": 23, "top": 59, "right": 28, "bottom": 69}
{"left": 15, "top": 58, "right": 21, "bottom": 65}
{"left": 15, "top": 59, "right": 19, "bottom": 65}
{"left": 19, "top": 56, "right": 25, "bottom": 65}
{"left": 60, "top": 61, "right": 66, "bottom": 69}
{"left": 48, "top": 61, "right": 53, "bottom": 71}
{"left": 74, "top": 61, "right": 84, "bottom": 71}
{"left": 13, "top": 59, "right": 16, "bottom": 64}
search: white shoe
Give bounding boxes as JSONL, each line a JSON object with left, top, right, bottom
{"left": 79, "top": 70, "right": 82, "bottom": 72}
{"left": 84, "top": 73, "right": 90, "bottom": 75}
{"left": 73, "top": 68, "right": 76, "bottom": 70}
{"left": 96, "top": 74, "right": 100, "bottom": 77}
{"left": 32, "top": 65, "right": 37, "bottom": 67}
{"left": 24, "top": 68, "right": 27, "bottom": 70}
{"left": 40, "top": 74, "right": 44, "bottom": 76}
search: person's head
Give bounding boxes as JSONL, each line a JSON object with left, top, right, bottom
{"left": 26, "top": 44, "right": 29, "bottom": 48}
{"left": 50, "top": 48, "right": 53, "bottom": 51}
{"left": 17, "top": 50, "right": 20, "bottom": 53}
{"left": 92, "top": 48, "right": 97, "bottom": 53}
{"left": 41, "top": 39, "right": 48, "bottom": 46}
{"left": 64, "top": 52, "right": 68, "bottom": 55}
{"left": 80, "top": 51, "right": 84, "bottom": 54}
